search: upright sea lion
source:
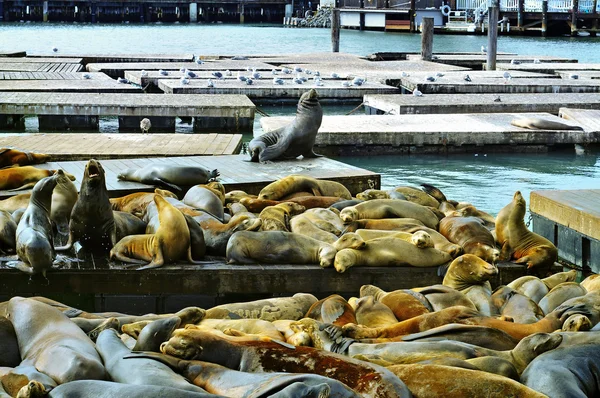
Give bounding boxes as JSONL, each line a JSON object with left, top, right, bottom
{"left": 249, "top": 89, "right": 323, "bottom": 162}
{"left": 158, "top": 328, "right": 412, "bottom": 397}
{"left": 204, "top": 293, "right": 318, "bottom": 322}
{"left": 5, "top": 297, "right": 105, "bottom": 384}
{"left": 118, "top": 165, "right": 219, "bottom": 193}
{"left": 57, "top": 159, "right": 116, "bottom": 256}
{"left": 50, "top": 169, "right": 78, "bottom": 237}
{"left": 183, "top": 185, "right": 225, "bottom": 222}
{"left": 258, "top": 175, "right": 352, "bottom": 201}
{"left": 0, "top": 166, "right": 75, "bottom": 191}
{"left": 11, "top": 175, "right": 57, "bottom": 277}
{"left": 48, "top": 380, "right": 217, "bottom": 398}
{"left": 110, "top": 188, "right": 178, "bottom": 217}
{"left": 339, "top": 199, "right": 439, "bottom": 229}
{"left": 0, "top": 148, "right": 50, "bottom": 168}
{"left": 495, "top": 191, "right": 558, "bottom": 272}
{"left": 439, "top": 215, "right": 500, "bottom": 263}
{"left": 0, "top": 210, "right": 16, "bottom": 254}
{"left": 511, "top": 117, "right": 584, "bottom": 131}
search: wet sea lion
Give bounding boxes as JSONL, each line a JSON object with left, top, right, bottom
{"left": 113, "top": 210, "right": 147, "bottom": 239}
{"left": 132, "top": 317, "right": 181, "bottom": 352}
{"left": 183, "top": 185, "right": 225, "bottom": 222}
{"left": 57, "top": 159, "right": 116, "bottom": 256}
{"left": 360, "top": 285, "right": 432, "bottom": 321}
{"left": 129, "top": 352, "right": 361, "bottom": 398}
{"left": 340, "top": 199, "right": 439, "bottom": 229}
{"left": 0, "top": 166, "right": 75, "bottom": 191}
{"left": 118, "top": 165, "right": 219, "bottom": 193}
{"left": 110, "top": 189, "right": 178, "bottom": 217}
{"left": 508, "top": 269, "right": 577, "bottom": 303}
{"left": 0, "top": 210, "right": 16, "bottom": 254}
{"left": 204, "top": 293, "right": 317, "bottom": 322}
{"left": 158, "top": 328, "right": 412, "bottom": 397}
{"left": 439, "top": 215, "right": 500, "bottom": 263}
{"left": 259, "top": 202, "right": 305, "bottom": 232}
{"left": 495, "top": 191, "right": 558, "bottom": 272}
{"left": 0, "top": 316, "right": 20, "bottom": 367}
{"left": 195, "top": 212, "right": 262, "bottom": 256}
{"left": 249, "top": 89, "right": 323, "bottom": 162}
{"left": 5, "top": 297, "right": 105, "bottom": 384}
{"left": 258, "top": 175, "right": 352, "bottom": 201}
{"left": 491, "top": 285, "right": 545, "bottom": 324}
{"left": 48, "top": 380, "right": 218, "bottom": 398}
{"left": 305, "top": 294, "right": 357, "bottom": 326}
{"left": 0, "top": 148, "right": 50, "bottom": 168}
{"left": 11, "top": 175, "right": 57, "bottom": 277}
{"left": 226, "top": 230, "right": 337, "bottom": 268}
{"left": 353, "top": 296, "right": 399, "bottom": 328}
{"left": 538, "top": 282, "right": 587, "bottom": 315}
{"left": 511, "top": 117, "right": 584, "bottom": 131}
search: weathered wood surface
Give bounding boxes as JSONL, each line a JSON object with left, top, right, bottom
{"left": 406, "top": 54, "right": 577, "bottom": 68}
{"left": 0, "top": 57, "right": 83, "bottom": 63}
{"left": 0, "top": 63, "right": 83, "bottom": 72}
{"left": 531, "top": 190, "right": 600, "bottom": 241}
{"left": 496, "top": 63, "right": 600, "bottom": 74}
{"left": 557, "top": 71, "right": 600, "bottom": 80}
{"left": 87, "top": 60, "right": 277, "bottom": 77}
{"left": 559, "top": 108, "right": 600, "bottom": 132}
{"left": 261, "top": 113, "right": 596, "bottom": 148}
{"left": 159, "top": 78, "right": 399, "bottom": 100}
{"left": 0, "top": 155, "right": 380, "bottom": 199}
{"left": 0, "top": 72, "right": 111, "bottom": 80}
{"left": 0, "top": 133, "right": 242, "bottom": 160}
{"left": 29, "top": 53, "right": 197, "bottom": 63}
{"left": 364, "top": 93, "right": 600, "bottom": 115}
{"left": 0, "top": 93, "right": 255, "bottom": 118}
{"left": 0, "top": 79, "right": 141, "bottom": 93}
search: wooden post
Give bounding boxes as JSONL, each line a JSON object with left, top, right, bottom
{"left": 541, "top": 0, "right": 548, "bottom": 36}
{"left": 43, "top": 0, "right": 48, "bottom": 21}
{"left": 592, "top": 0, "right": 598, "bottom": 36}
{"left": 421, "top": 17, "right": 434, "bottom": 61}
{"left": 332, "top": 8, "right": 340, "bottom": 52}
{"left": 571, "top": 0, "right": 579, "bottom": 35}
{"left": 189, "top": 2, "right": 197, "bottom": 22}
{"left": 487, "top": 0, "right": 499, "bottom": 70}
{"left": 359, "top": 12, "right": 365, "bottom": 30}
{"left": 517, "top": 0, "right": 524, "bottom": 28}
{"left": 410, "top": 0, "right": 416, "bottom": 32}
{"left": 0, "top": 1, "right": 4, "bottom": 21}
{"left": 239, "top": 3, "right": 244, "bottom": 23}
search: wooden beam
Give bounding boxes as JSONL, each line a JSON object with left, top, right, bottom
{"left": 332, "top": 8, "right": 340, "bottom": 53}
{"left": 421, "top": 17, "right": 434, "bottom": 61}
{"left": 487, "top": 0, "right": 499, "bottom": 71}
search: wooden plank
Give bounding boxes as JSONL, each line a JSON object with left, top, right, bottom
{"left": 559, "top": 108, "right": 600, "bottom": 132}
{"left": 0, "top": 80, "right": 141, "bottom": 93}
{"left": 0, "top": 57, "right": 83, "bottom": 63}
{"left": 497, "top": 63, "right": 600, "bottom": 74}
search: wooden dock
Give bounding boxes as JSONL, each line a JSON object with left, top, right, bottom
{"left": 530, "top": 190, "right": 600, "bottom": 274}
{"left": 406, "top": 54, "right": 577, "bottom": 69}
{"left": 496, "top": 63, "right": 600, "bottom": 74}
{"left": 0, "top": 155, "right": 380, "bottom": 199}
{"left": 0, "top": 62, "right": 83, "bottom": 73}
{"left": 29, "top": 53, "right": 197, "bottom": 64}
{"left": 557, "top": 71, "right": 600, "bottom": 80}
{"left": 0, "top": 57, "right": 83, "bottom": 64}
{"left": 0, "top": 80, "right": 142, "bottom": 93}
{"left": 0, "top": 133, "right": 242, "bottom": 161}
{"left": 364, "top": 93, "right": 600, "bottom": 115}
{"left": 260, "top": 113, "right": 595, "bottom": 155}
{"left": 0, "top": 72, "right": 111, "bottom": 80}
{"left": 559, "top": 108, "right": 600, "bottom": 132}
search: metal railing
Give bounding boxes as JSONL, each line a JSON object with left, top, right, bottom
{"left": 578, "top": 0, "right": 600, "bottom": 13}
{"left": 500, "top": 0, "right": 519, "bottom": 11}
{"left": 455, "top": 0, "right": 599, "bottom": 11}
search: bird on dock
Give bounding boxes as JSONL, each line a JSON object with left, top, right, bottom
{"left": 225, "top": 70, "right": 232, "bottom": 76}
{"left": 140, "top": 118, "right": 151, "bottom": 133}
{"left": 273, "top": 77, "right": 285, "bottom": 85}
{"left": 305, "top": 69, "right": 313, "bottom": 75}
{"left": 314, "top": 71, "right": 320, "bottom": 77}
{"left": 352, "top": 77, "right": 365, "bottom": 86}
{"left": 245, "top": 78, "right": 254, "bottom": 85}
{"left": 534, "top": 58, "right": 541, "bottom": 64}
{"left": 117, "top": 77, "right": 129, "bottom": 84}
{"left": 401, "top": 71, "right": 410, "bottom": 77}
{"left": 52, "top": 47, "right": 58, "bottom": 53}
{"left": 237, "top": 73, "right": 247, "bottom": 82}
{"left": 180, "top": 77, "right": 190, "bottom": 85}
{"left": 252, "top": 71, "right": 262, "bottom": 79}
{"left": 282, "top": 68, "right": 292, "bottom": 75}
{"left": 425, "top": 76, "right": 436, "bottom": 82}
{"left": 569, "top": 74, "right": 579, "bottom": 80}
{"left": 82, "top": 73, "right": 91, "bottom": 79}
{"left": 194, "top": 56, "right": 204, "bottom": 64}
{"left": 294, "top": 66, "right": 303, "bottom": 73}
{"left": 510, "top": 59, "right": 521, "bottom": 65}
{"left": 494, "top": 96, "right": 502, "bottom": 102}
{"left": 271, "top": 68, "right": 279, "bottom": 75}
{"left": 435, "top": 72, "right": 445, "bottom": 77}
{"left": 342, "top": 81, "right": 351, "bottom": 87}
{"left": 159, "top": 69, "right": 169, "bottom": 76}
{"left": 212, "top": 71, "right": 223, "bottom": 79}
{"left": 503, "top": 71, "right": 512, "bottom": 83}
{"left": 180, "top": 67, "right": 186, "bottom": 73}
{"left": 297, "top": 75, "right": 308, "bottom": 83}
{"left": 293, "top": 77, "right": 304, "bottom": 84}
{"left": 330, "top": 72, "right": 340, "bottom": 79}
{"left": 206, "top": 79, "right": 215, "bottom": 88}
{"left": 314, "top": 78, "right": 324, "bottom": 87}
{"left": 481, "top": 45, "right": 487, "bottom": 53}
{"left": 140, "top": 70, "right": 148, "bottom": 77}
{"left": 246, "top": 66, "right": 253, "bottom": 72}
{"left": 413, "top": 89, "right": 423, "bottom": 97}
{"left": 463, "top": 74, "right": 472, "bottom": 82}
{"left": 185, "top": 70, "right": 197, "bottom": 79}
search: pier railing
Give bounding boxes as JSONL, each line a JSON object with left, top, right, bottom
{"left": 455, "top": 0, "right": 598, "bottom": 11}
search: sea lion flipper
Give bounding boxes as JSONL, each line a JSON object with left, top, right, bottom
{"left": 6, "top": 261, "right": 34, "bottom": 274}
{"left": 8, "top": 182, "right": 37, "bottom": 191}
{"left": 259, "top": 134, "right": 293, "bottom": 162}
{"left": 150, "top": 178, "right": 182, "bottom": 193}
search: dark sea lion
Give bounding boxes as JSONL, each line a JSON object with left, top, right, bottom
{"left": 0, "top": 148, "right": 50, "bottom": 168}
{"left": 48, "top": 380, "right": 219, "bottom": 398}
{"left": 0, "top": 316, "right": 20, "bottom": 367}
{"left": 110, "top": 188, "right": 178, "bottom": 217}
{"left": 113, "top": 210, "right": 147, "bottom": 239}
{"left": 538, "top": 282, "right": 587, "bottom": 315}
{"left": 184, "top": 215, "right": 206, "bottom": 261}
{"left": 389, "top": 364, "right": 546, "bottom": 397}
{"left": 258, "top": 175, "right": 352, "bottom": 201}
{"left": 0, "top": 166, "right": 74, "bottom": 191}
{"left": 340, "top": 199, "right": 439, "bottom": 229}
{"left": 226, "top": 230, "right": 337, "bottom": 267}
{"left": 195, "top": 212, "right": 262, "bottom": 256}
{"left": 439, "top": 215, "right": 500, "bottom": 263}
{"left": 329, "top": 199, "right": 363, "bottom": 212}
{"left": 133, "top": 317, "right": 181, "bottom": 352}
{"left": 491, "top": 285, "right": 545, "bottom": 323}
{"left": 204, "top": 293, "right": 317, "bottom": 322}
{"left": 495, "top": 191, "right": 558, "bottom": 272}
{"left": 511, "top": 117, "right": 584, "bottom": 131}
{"left": 118, "top": 165, "right": 219, "bottom": 193}
{"left": 249, "top": 89, "right": 323, "bottom": 162}
{"left": 95, "top": 329, "right": 208, "bottom": 393}
{"left": 183, "top": 185, "right": 225, "bottom": 222}
{"left": 158, "top": 328, "right": 412, "bottom": 397}
{"left": 11, "top": 175, "right": 57, "bottom": 277}
{"left": 128, "top": 352, "right": 361, "bottom": 398}
{"left": 0, "top": 210, "right": 17, "bottom": 254}
{"left": 57, "top": 159, "right": 116, "bottom": 256}
{"left": 305, "top": 294, "right": 357, "bottom": 326}
{"left": 5, "top": 297, "right": 105, "bottom": 384}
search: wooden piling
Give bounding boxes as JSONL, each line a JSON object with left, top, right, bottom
{"left": 517, "top": 0, "right": 524, "bottom": 28}
{"left": 420, "top": 17, "right": 434, "bottom": 61}
{"left": 410, "top": 0, "right": 416, "bottom": 32}
{"left": 332, "top": 8, "right": 340, "bottom": 53}
{"left": 487, "top": 0, "right": 499, "bottom": 71}
{"left": 541, "top": 0, "right": 548, "bottom": 36}
{"left": 571, "top": 0, "right": 579, "bottom": 35}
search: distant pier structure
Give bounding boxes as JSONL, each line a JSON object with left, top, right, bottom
{"left": 0, "top": 0, "right": 287, "bottom": 23}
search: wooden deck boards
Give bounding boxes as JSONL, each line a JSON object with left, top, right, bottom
{"left": 559, "top": 108, "right": 600, "bottom": 132}
{"left": 406, "top": 54, "right": 577, "bottom": 69}
{"left": 530, "top": 190, "right": 600, "bottom": 241}
{"left": 0, "top": 72, "right": 111, "bottom": 80}
{"left": 557, "top": 71, "right": 600, "bottom": 80}
{"left": 0, "top": 80, "right": 141, "bottom": 93}
{"left": 87, "top": 60, "right": 277, "bottom": 77}
{"left": 0, "top": 57, "right": 83, "bottom": 63}
{"left": 0, "top": 155, "right": 380, "bottom": 199}
{"left": 496, "top": 63, "right": 600, "bottom": 74}
{"left": 364, "top": 93, "right": 600, "bottom": 115}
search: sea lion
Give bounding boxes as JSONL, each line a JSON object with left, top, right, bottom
{"left": 511, "top": 117, "right": 584, "bottom": 131}
{"left": 5, "top": 297, "right": 105, "bottom": 384}
{"left": 0, "top": 194, "right": 30, "bottom": 213}
{"left": 400, "top": 324, "right": 519, "bottom": 351}
{"left": 50, "top": 169, "right": 78, "bottom": 237}
{"left": 129, "top": 352, "right": 361, "bottom": 398}
{"left": 184, "top": 215, "right": 206, "bottom": 261}
{"left": 110, "top": 189, "right": 178, "bottom": 217}
{"left": 226, "top": 230, "right": 337, "bottom": 268}
{"left": 0, "top": 210, "right": 16, "bottom": 254}
{"left": 562, "top": 314, "right": 592, "bottom": 331}
{"left": 329, "top": 199, "right": 363, "bottom": 212}
{"left": 439, "top": 215, "right": 500, "bottom": 264}
{"left": 452, "top": 205, "right": 496, "bottom": 229}
{"left": 227, "top": 202, "right": 248, "bottom": 216}
{"left": 334, "top": 237, "right": 452, "bottom": 273}
{"left": 389, "top": 224, "right": 463, "bottom": 258}
{"left": 113, "top": 210, "right": 147, "bottom": 239}
{"left": 299, "top": 208, "right": 344, "bottom": 233}
{"left": 0, "top": 148, "right": 50, "bottom": 168}
{"left": 240, "top": 196, "right": 342, "bottom": 213}
{"left": 48, "top": 380, "right": 217, "bottom": 398}
{"left": 195, "top": 319, "right": 284, "bottom": 341}
{"left": 355, "top": 229, "right": 434, "bottom": 249}
{"left": 507, "top": 269, "right": 577, "bottom": 303}
{"left": 249, "top": 89, "right": 323, "bottom": 162}
{"left": 340, "top": 199, "right": 439, "bottom": 229}
{"left": 342, "top": 218, "right": 426, "bottom": 232}
{"left": 118, "top": 165, "right": 219, "bottom": 193}
{"left": 305, "top": 294, "right": 357, "bottom": 326}
{"left": 538, "top": 282, "right": 587, "bottom": 315}
{"left": 57, "top": 159, "right": 116, "bottom": 257}
{"left": 416, "top": 285, "right": 477, "bottom": 312}
{"left": 360, "top": 285, "right": 432, "bottom": 321}
{"left": 356, "top": 189, "right": 407, "bottom": 201}
{"left": 224, "top": 190, "right": 255, "bottom": 205}
{"left": 183, "top": 185, "right": 225, "bottom": 222}
{"left": 259, "top": 175, "right": 352, "bottom": 201}
{"left": 442, "top": 254, "right": 499, "bottom": 316}
{"left": 195, "top": 212, "right": 262, "bottom": 256}
{"left": 259, "top": 202, "right": 305, "bottom": 232}
{"left": 353, "top": 296, "right": 398, "bottom": 328}
{"left": 393, "top": 186, "right": 440, "bottom": 207}
{"left": 11, "top": 175, "right": 57, "bottom": 277}
{"left": 0, "top": 166, "right": 75, "bottom": 191}
{"left": 204, "top": 293, "right": 318, "bottom": 322}
{"left": 491, "top": 285, "right": 545, "bottom": 324}
{"left": 581, "top": 273, "right": 600, "bottom": 292}
{"left": 495, "top": 191, "right": 558, "bottom": 272}
{"left": 95, "top": 329, "right": 207, "bottom": 393}
{"left": 389, "top": 364, "right": 546, "bottom": 397}
{"left": 132, "top": 317, "right": 181, "bottom": 352}
{"left": 290, "top": 213, "right": 339, "bottom": 243}
{"left": 0, "top": 316, "right": 20, "bottom": 367}
{"left": 158, "top": 328, "right": 412, "bottom": 397}
{"left": 110, "top": 195, "right": 202, "bottom": 270}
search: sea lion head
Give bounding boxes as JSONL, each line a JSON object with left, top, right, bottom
{"left": 339, "top": 207, "right": 359, "bottom": 223}
{"left": 154, "top": 188, "right": 178, "bottom": 199}
{"left": 469, "top": 243, "right": 500, "bottom": 264}
{"left": 513, "top": 191, "right": 526, "bottom": 206}
{"left": 447, "top": 254, "right": 498, "bottom": 285}
{"left": 513, "top": 332, "right": 563, "bottom": 370}
{"left": 356, "top": 189, "right": 389, "bottom": 201}
{"left": 16, "top": 380, "right": 46, "bottom": 398}
{"left": 160, "top": 329, "right": 203, "bottom": 360}
{"left": 412, "top": 231, "right": 434, "bottom": 249}
{"left": 562, "top": 314, "right": 592, "bottom": 331}
{"left": 360, "top": 284, "right": 385, "bottom": 299}
{"left": 206, "top": 181, "right": 226, "bottom": 196}
{"left": 334, "top": 249, "right": 357, "bottom": 273}
{"left": 277, "top": 202, "right": 306, "bottom": 216}
{"left": 231, "top": 213, "right": 262, "bottom": 232}
{"left": 83, "top": 159, "right": 106, "bottom": 186}
{"left": 318, "top": 245, "right": 337, "bottom": 268}
{"left": 332, "top": 232, "right": 366, "bottom": 251}
{"left": 54, "top": 169, "right": 74, "bottom": 185}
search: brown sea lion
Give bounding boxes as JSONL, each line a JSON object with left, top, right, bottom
{"left": 258, "top": 175, "right": 352, "bottom": 201}
{"left": 491, "top": 285, "right": 545, "bottom": 324}
{"left": 355, "top": 229, "right": 434, "bottom": 249}
{"left": 0, "top": 210, "right": 16, "bottom": 254}
{"left": 360, "top": 285, "right": 432, "bottom": 321}
{"left": 195, "top": 212, "right": 262, "bottom": 256}
{"left": 118, "top": 165, "right": 219, "bottom": 193}
{"left": 439, "top": 215, "right": 500, "bottom": 264}
{"left": 0, "top": 193, "right": 30, "bottom": 213}
{"left": 110, "top": 189, "right": 178, "bottom": 217}
{"left": 538, "top": 282, "right": 587, "bottom": 315}
{"left": 495, "top": 191, "right": 558, "bottom": 272}
{"left": 0, "top": 148, "right": 50, "bottom": 168}
{"left": 50, "top": 169, "right": 78, "bottom": 237}
{"left": 342, "top": 218, "right": 426, "bottom": 232}
{"left": 226, "top": 230, "right": 337, "bottom": 268}
{"left": 204, "top": 293, "right": 317, "bottom": 322}
{"left": 6, "top": 297, "right": 105, "bottom": 384}
{"left": 158, "top": 328, "right": 412, "bottom": 397}
{"left": 511, "top": 117, "right": 584, "bottom": 131}
{"left": 452, "top": 205, "right": 496, "bottom": 229}
{"left": 258, "top": 202, "right": 305, "bottom": 231}
{"left": 0, "top": 166, "right": 75, "bottom": 191}
{"left": 581, "top": 273, "right": 600, "bottom": 292}
{"left": 182, "top": 184, "right": 225, "bottom": 222}
{"left": 393, "top": 186, "right": 440, "bottom": 207}
{"left": 340, "top": 199, "right": 439, "bottom": 229}
{"left": 305, "top": 294, "right": 357, "bottom": 326}
{"left": 353, "top": 296, "right": 398, "bottom": 328}
{"left": 507, "top": 269, "right": 577, "bottom": 303}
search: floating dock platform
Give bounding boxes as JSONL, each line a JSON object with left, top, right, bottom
{"left": 0, "top": 72, "right": 112, "bottom": 81}
{"left": 406, "top": 54, "right": 577, "bottom": 69}
{"left": 0, "top": 80, "right": 142, "bottom": 93}
{"left": 496, "top": 63, "right": 600, "bottom": 74}
{"left": 260, "top": 113, "right": 595, "bottom": 156}
{"left": 0, "top": 62, "right": 82, "bottom": 73}
{"left": 559, "top": 108, "right": 600, "bottom": 132}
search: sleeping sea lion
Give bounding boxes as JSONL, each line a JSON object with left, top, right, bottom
{"left": 118, "top": 165, "right": 219, "bottom": 193}
{"left": 0, "top": 166, "right": 75, "bottom": 191}
{"left": 258, "top": 175, "right": 352, "bottom": 201}
{"left": 511, "top": 117, "right": 584, "bottom": 131}
{"left": 339, "top": 199, "right": 439, "bottom": 229}
{"left": 0, "top": 148, "right": 50, "bottom": 168}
